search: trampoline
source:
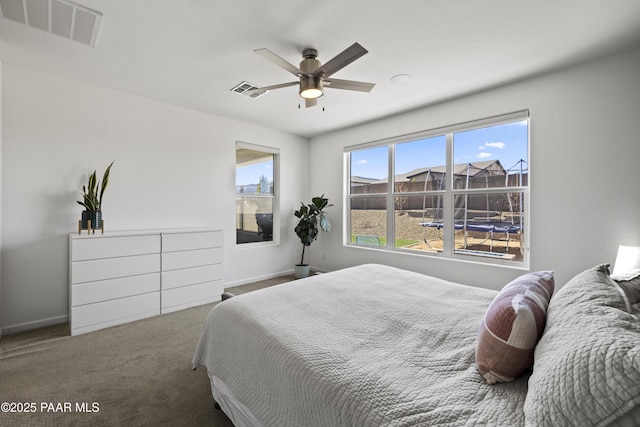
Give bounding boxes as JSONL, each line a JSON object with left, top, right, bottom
{"left": 415, "top": 160, "right": 526, "bottom": 259}
{"left": 419, "top": 221, "right": 522, "bottom": 258}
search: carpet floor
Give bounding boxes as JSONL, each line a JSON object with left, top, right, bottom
{"left": 0, "top": 275, "right": 293, "bottom": 426}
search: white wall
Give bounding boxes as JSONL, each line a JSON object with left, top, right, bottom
{"left": 0, "top": 65, "right": 308, "bottom": 333}
{"left": 309, "top": 47, "right": 640, "bottom": 290}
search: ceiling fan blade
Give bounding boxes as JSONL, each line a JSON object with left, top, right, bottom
{"left": 244, "top": 81, "right": 298, "bottom": 95}
{"left": 254, "top": 48, "right": 301, "bottom": 76}
{"left": 305, "top": 98, "right": 317, "bottom": 108}
{"left": 314, "top": 42, "right": 368, "bottom": 78}
{"left": 324, "top": 78, "right": 375, "bottom": 92}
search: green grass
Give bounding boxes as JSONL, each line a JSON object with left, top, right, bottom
{"left": 395, "top": 239, "right": 419, "bottom": 247}
{"left": 351, "top": 235, "right": 419, "bottom": 248}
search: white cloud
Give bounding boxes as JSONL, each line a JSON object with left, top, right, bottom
{"left": 476, "top": 152, "right": 492, "bottom": 159}
{"left": 478, "top": 146, "right": 486, "bottom": 150}
{"left": 356, "top": 160, "right": 368, "bottom": 165}
{"left": 485, "top": 141, "right": 506, "bottom": 149}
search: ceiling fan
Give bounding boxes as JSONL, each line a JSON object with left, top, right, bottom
{"left": 246, "top": 42, "right": 375, "bottom": 108}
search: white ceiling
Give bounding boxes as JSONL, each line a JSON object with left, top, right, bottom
{"left": 1, "top": 0, "right": 640, "bottom": 138}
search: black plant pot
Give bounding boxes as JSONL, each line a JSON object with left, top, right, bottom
{"left": 81, "top": 211, "right": 90, "bottom": 229}
{"left": 81, "top": 210, "right": 102, "bottom": 230}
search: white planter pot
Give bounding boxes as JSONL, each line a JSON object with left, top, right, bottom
{"left": 294, "top": 264, "right": 310, "bottom": 279}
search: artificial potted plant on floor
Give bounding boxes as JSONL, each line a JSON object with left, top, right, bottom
{"left": 294, "top": 194, "right": 332, "bottom": 278}
{"left": 77, "top": 161, "right": 114, "bottom": 232}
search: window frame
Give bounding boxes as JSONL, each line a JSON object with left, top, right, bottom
{"left": 235, "top": 141, "right": 280, "bottom": 246}
{"left": 345, "top": 111, "right": 530, "bottom": 267}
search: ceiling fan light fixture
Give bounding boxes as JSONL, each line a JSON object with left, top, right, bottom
{"left": 252, "top": 43, "right": 373, "bottom": 106}
{"left": 299, "top": 77, "right": 323, "bottom": 99}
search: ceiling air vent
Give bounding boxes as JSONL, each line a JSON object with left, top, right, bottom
{"left": 231, "top": 81, "right": 267, "bottom": 99}
{"left": 0, "top": 0, "right": 102, "bottom": 47}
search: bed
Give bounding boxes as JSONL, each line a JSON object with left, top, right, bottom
{"left": 193, "top": 263, "right": 640, "bottom": 427}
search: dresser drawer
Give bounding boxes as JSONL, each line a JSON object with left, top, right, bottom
{"left": 162, "top": 230, "right": 223, "bottom": 252}
{"left": 71, "top": 234, "right": 160, "bottom": 261}
{"left": 72, "top": 273, "right": 160, "bottom": 306}
{"left": 161, "top": 247, "right": 222, "bottom": 271}
{"left": 161, "top": 280, "right": 223, "bottom": 313}
{"left": 71, "top": 292, "right": 160, "bottom": 333}
{"left": 71, "top": 253, "right": 160, "bottom": 284}
{"left": 161, "top": 264, "right": 223, "bottom": 290}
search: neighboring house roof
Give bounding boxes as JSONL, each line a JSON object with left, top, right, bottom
{"left": 406, "top": 160, "right": 505, "bottom": 180}
{"left": 376, "top": 160, "right": 506, "bottom": 184}
{"left": 350, "top": 176, "right": 381, "bottom": 185}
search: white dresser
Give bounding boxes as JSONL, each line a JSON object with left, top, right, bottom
{"left": 69, "top": 228, "right": 223, "bottom": 335}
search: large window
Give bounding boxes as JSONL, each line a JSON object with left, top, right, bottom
{"left": 347, "top": 111, "right": 529, "bottom": 265}
{"left": 236, "top": 142, "right": 279, "bottom": 244}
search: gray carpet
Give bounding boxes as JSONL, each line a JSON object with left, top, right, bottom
{"left": 0, "top": 276, "right": 293, "bottom": 426}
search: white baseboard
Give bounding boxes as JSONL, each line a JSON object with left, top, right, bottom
{"left": 2, "top": 314, "right": 68, "bottom": 335}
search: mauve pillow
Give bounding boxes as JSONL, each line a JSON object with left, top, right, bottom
{"left": 476, "top": 271, "right": 554, "bottom": 384}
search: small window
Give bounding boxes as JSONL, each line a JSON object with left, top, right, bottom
{"left": 236, "top": 142, "right": 279, "bottom": 244}
{"left": 451, "top": 121, "right": 528, "bottom": 261}
{"left": 349, "top": 146, "right": 388, "bottom": 246}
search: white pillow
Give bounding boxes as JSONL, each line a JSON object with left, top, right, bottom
{"left": 524, "top": 264, "right": 640, "bottom": 427}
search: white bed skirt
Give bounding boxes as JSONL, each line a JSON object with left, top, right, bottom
{"left": 210, "top": 373, "right": 263, "bottom": 427}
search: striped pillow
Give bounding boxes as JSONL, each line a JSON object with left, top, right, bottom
{"left": 476, "top": 271, "right": 554, "bottom": 384}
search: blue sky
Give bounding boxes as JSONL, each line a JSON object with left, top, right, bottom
{"left": 236, "top": 161, "right": 273, "bottom": 187}
{"left": 351, "top": 120, "right": 528, "bottom": 179}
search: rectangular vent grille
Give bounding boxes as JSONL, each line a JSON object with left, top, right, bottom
{"left": 0, "top": 0, "right": 102, "bottom": 47}
{"left": 231, "top": 81, "right": 266, "bottom": 99}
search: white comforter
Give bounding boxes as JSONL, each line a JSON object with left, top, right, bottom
{"left": 193, "top": 264, "right": 529, "bottom": 426}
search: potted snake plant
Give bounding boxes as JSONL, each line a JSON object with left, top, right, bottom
{"left": 293, "top": 195, "right": 332, "bottom": 278}
{"left": 77, "top": 161, "right": 114, "bottom": 231}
